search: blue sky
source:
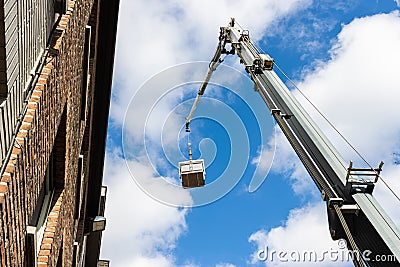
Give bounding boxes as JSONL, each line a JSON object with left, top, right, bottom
{"left": 100, "top": 1, "right": 400, "bottom": 266}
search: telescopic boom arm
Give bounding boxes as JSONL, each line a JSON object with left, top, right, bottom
{"left": 185, "top": 25, "right": 234, "bottom": 132}
{"left": 186, "top": 18, "right": 400, "bottom": 267}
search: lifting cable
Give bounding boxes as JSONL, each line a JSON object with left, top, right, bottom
{"left": 271, "top": 61, "right": 400, "bottom": 203}
{"left": 334, "top": 204, "right": 367, "bottom": 267}
{"left": 187, "top": 130, "right": 192, "bottom": 162}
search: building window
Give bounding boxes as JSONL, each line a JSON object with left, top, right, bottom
{"left": 26, "top": 154, "right": 55, "bottom": 266}
{"left": 75, "top": 154, "right": 84, "bottom": 219}
{"left": 25, "top": 107, "right": 66, "bottom": 266}
{"left": 72, "top": 242, "right": 78, "bottom": 267}
{"left": 80, "top": 26, "right": 92, "bottom": 121}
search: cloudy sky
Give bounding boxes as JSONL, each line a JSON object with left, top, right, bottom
{"left": 100, "top": 1, "right": 400, "bottom": 266}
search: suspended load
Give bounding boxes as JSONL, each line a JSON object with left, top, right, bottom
{"left": 179, "top": 159, "right": 205, "bottom": 188}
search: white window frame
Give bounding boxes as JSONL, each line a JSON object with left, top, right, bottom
{"left": 26, "top": 156, "right": 55, "bottom": 266}
{"left": 80, "top": 25, "right": 91, "bottom": 121}
{"left": 75, "top": 154, "right": 84, "bottom": 220}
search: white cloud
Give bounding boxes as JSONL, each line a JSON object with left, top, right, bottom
{"left": 395, "top": 0, "right": 400, "bottom": 7}
{"left": 260, "top": 128, "right": 319, "bottom": 197}
{"left": 100, "top": 151, "right": 192, "bottom": 266}
{"left": 106, "top": 0, "right": 400, "bottom": 266}
{"left": 296, "top": 11, "right": 400, "bottom": 164}
{"left": 111, "top": 0, "right": 312, "bottom": 126}
{"left": 249, "top": 202, "right": 352, "bottom": 266}
{"left": 105, "top": 0, "right": 314, "bottom": 263}
{"left": 251, "top": 141, "right": 275, "bottom": 174}
{"left": 293, "top": 11, "right": 400, "bottom": 221}
{"left": 251, "top": 119, "right": 326, "bottom": 196}
{"left": 249, "top": 10, "right": 400, "bottom": 267}
{"left": 111, "top": 0, "right": 315, "bottom": 207}
{"left": 266, "top": 11, "right": 400, "bottom": 200}
{"left": 373, "top": 164, "right": 400, "bottom": 224}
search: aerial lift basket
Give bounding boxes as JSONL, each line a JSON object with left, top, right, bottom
{"left": 179, "top": 159, "right": 205, "bottom": 188}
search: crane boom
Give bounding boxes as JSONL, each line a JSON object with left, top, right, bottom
{"left": 186, "top": 18, "right": 400, "bottom": 266}
{"left": 185, "top": 34, "right": 228, "bottom": 132}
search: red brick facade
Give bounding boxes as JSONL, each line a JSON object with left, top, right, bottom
{"left": 0, "top": 0, "right": 103, "bottom": 266}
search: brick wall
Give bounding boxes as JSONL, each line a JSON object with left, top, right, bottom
{"left": 0, "top": 0, "right": 97, "bottom": 266}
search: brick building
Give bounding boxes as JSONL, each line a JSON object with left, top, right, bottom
{"left": 0, "top": 0, "right": 119, "bottom": 266}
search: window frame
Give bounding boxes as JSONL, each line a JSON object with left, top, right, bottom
{"left": 26, "top": 154, "right": 55, "bottom": 266}
{"left": 80, "top": 25, "right": 92, "bottom": 121}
